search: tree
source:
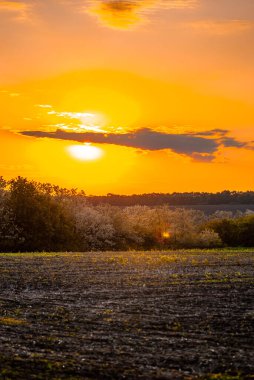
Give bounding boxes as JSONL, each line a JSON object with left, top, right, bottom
{"left": 207, "top": 219, "right": 240, "bottom": 246}
{"left": 7, "top": 177, "right": 77, "bottom": 251}
{"left": 238, "top": 215, "right": 254, "bottom": 247}
{"left": 73, "top": 205, "right": 116, "bottom": 251}
{"left": 0, "top": 177, "right": 22, "bottom": 251}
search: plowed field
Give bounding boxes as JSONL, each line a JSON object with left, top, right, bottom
{"left": 0, "top": 250, "right": 253, "bottom": 379}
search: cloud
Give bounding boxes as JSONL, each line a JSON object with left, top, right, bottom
{"left": 221, "top": 138, "right": 246, "bottom": 148}
{"left": 186, "top": 20, "right": 254, "bottom": 35}
{"left": 0, "top": 1, "right": 31, "bottom": 21}
{"left": 84, "top": 0, "right": 198, "bottom": 29}
{"left": 191, "top": 129, "right": 228, "bottom": 137}
{"left": 190, "top": 153, "right": 216, "bottom": 163}
{"left": 20, "top": 127, "right": 250, "bottom": 161}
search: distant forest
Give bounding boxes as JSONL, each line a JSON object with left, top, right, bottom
{"left": 88, "top": 191, "right": 254, "bottom": 207}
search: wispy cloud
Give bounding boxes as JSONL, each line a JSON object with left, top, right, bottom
{"left": 36, "top": 104, "right": 53, "bottom": 109}
{"left": 0, "top": 1, "right": 32, "bottom": 21}
{"left": 20, "top": 127, "right": 250, "bottom": 162}
{"left": 186, "top": 19, "right": 254, "bottom": 35}
{"left": 35, "top": 105, "right": 107, "bottom": 133}
{"left": 83, "top": 0, "right": 198, "bottom": 29}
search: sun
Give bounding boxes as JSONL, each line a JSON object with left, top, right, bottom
{"left": 67, "top": 143, "right": 103, "bottom": 161}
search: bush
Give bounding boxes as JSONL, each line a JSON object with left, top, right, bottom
{"left": 194, "top": 229, "right": 222, "bottom": 248}
{"left": 208, "top": 215, "right": 254, "bottom": 247}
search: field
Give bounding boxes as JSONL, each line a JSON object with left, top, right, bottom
{"left": 0, "top": 250, "right": 253, "bottom": 380}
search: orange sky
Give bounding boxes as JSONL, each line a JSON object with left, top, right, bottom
{"left": 1, "top": 0, "right": 254, "bottom": 194}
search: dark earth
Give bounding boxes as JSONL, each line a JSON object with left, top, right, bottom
{"left": 0, "top": 250, "right": 253, "bottom": 379}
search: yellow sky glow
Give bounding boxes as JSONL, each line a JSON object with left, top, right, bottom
{"left": 1, "top": 0, "right": 254, "bottom": 194}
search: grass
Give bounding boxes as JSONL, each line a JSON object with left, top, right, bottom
{"left": 0, "top": 317, "right": 27, "bottom": 326}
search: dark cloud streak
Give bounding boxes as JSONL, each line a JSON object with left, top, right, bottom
{"left": 21, "top": 127, "right": 249, "bottom": 161}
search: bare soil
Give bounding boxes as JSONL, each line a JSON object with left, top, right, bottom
{"left": 0, "top": 250, "right": 253, "bottom": 379}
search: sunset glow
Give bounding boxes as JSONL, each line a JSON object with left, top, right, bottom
{"left": 1, "top": 0, "right": 254, "bottom": 194}
{"left": 162, "top": 232, "right": 170, "bottom": 239}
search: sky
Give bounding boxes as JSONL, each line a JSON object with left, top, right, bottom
{"left": 0, "top": 0, "right": 254, "bottom": 194}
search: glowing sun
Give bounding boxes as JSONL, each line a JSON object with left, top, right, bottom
{"left": 67, "top": 144, "right": 103, "bottom": 161}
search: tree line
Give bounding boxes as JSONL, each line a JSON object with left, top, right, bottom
{"left": 0, "top": 176, "right": 254, "bottom": 252}
{"left": 88, "top": 191, "right": 254, "bottom": 207}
